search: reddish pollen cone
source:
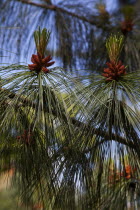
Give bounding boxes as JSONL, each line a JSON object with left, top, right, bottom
{"left": 121, "top": 20, "right": 133, "bottom": 35}
{"left": 122, "top": 165, "right": 136, "bottom": 180}
{"left": 28, "top": 52, "right": 55, "bottom": 73}
{"left": 109, "top": 171, "right": 121, "bottom": 184}
{"left": 124, "top": 165, "right": 133, "bottom": 179}
{"left": 17, "top": 130, "right": 32, "bottom": 145}
{"left": 102, "top": 60, "right": 126, "bottom": 81}
{"left": 33, "top": 203, "right": 43, "bottom": 209}
{"left": 108, "top": 165, "right": 136, "bottom": 184}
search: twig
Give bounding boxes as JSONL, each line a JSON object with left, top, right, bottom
{"left": 19, "top": 0, "right": 101, "bottom": 27}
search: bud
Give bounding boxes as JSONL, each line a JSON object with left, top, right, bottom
{"left": 28, "top": 28, "right": 55, "bottom": 73}
{"left": 106, "top": 34, "right": 124, "bottom": 63}
{"left": 121, "top": 6, "right": 134, "bottom": 35}
{"left": 34, "top": 27, "right": 51, "bottom": 58}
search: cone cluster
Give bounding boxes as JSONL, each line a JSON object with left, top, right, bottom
{"left": 121, "top": 20, "right": 133, "bottom": 35}
{"left": 109, "top": 165, "right": 136, "bottom": 184}
{"left": 28, "top": 52, "right": 55, "bottom": 73}
{"left": 103, "top": 60, "right": 126, "bottom": 81}
{"left": 17, "top": 130, "right": 32, "bottom": 145}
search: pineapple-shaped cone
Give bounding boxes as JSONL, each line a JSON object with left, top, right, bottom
{"left": 28, "top": 28, "right": 55, "bottom": 73}
{"left": 121, "top": 6, "right": 134, "bottom": 35}
{"left": 102, "top": 35, "right": 126, "bottom": 81}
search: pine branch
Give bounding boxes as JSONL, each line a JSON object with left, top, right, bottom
{"left": 71, "top": 117, "right": 137, "bottom": 150}
{"left": 18, "top": 0, "right": 102, "bottom": 27}
{"left": 1, "top": 87, "right": 138, "bottom": 150}
{"left": 19, "top": 0, "right": 57, "bottom": 10}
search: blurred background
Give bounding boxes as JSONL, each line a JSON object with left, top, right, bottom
{"left": 0, "top": 0, "right": 139, "bottom": 72}
{"left": 0, "top": 0, "right": 140, "bottom": 209}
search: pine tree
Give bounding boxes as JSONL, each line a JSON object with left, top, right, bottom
{"left": 0, "top": 0, "right": 140, "bottom": 209}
